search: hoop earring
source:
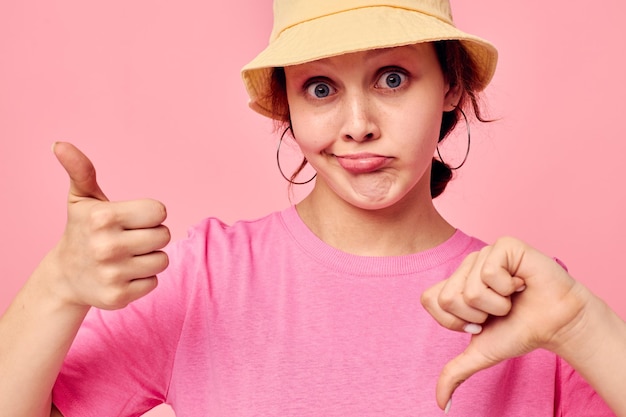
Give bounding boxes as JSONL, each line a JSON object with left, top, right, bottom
{"left": 437, "top": 107, "right": 471, "bottom": 170}
{"left": 276, "top": 126, "right": 317, "bottom": 185}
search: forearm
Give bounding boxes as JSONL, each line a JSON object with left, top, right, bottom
{"left": 0, "top": 255, "right": 89, "bottom": 417}
{"left": 553, "top": 286, "right": 626, "bottom": 417}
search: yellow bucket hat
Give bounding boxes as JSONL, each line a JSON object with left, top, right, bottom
{"left": 241, "top": 0, "right": 498, "bottom": 120}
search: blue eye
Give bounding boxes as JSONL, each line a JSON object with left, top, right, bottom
{"left": 306, "top": 82, "right": 334, "bottom": 98}
{"left": 377, "top": 71, "right": 407, "bottom": 89}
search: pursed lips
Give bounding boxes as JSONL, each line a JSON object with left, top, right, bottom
{"left": 333, "top": 153, "right": 393, "bottom": 174}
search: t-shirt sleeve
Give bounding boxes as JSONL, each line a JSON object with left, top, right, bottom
{"left": 52, "top": 224, "right": 208, "bottom": 416}
{"left": 555, "top": 356, "right": 616, "bottom": 417}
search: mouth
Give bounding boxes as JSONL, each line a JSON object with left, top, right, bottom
{"left": 334, "top": 153, "right": 393, "bottom": 174}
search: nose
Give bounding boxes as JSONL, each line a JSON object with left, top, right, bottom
{"left": 340, "top": 92, "right": 381, "bottom": 143}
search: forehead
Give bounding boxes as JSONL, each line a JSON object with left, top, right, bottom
{"left": 285, "top": 43, "right": 438, "bottom": 73}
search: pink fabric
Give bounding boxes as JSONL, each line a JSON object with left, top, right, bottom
{"left": 53, "top": 206, "right": 614, "bottom": 416}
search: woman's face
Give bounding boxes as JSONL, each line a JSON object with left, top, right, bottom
{"left": 284, "top": 43, "right": 459, "bottom": 211}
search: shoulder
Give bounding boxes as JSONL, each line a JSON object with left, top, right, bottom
{"left": 168, "top": 209, "right": 288, "bottom": 259}
{"left": 438, "top": 229, "right": 487, "bottom": 264}
{"left": 160, "top": 208, "right": 294, "bottom": 292}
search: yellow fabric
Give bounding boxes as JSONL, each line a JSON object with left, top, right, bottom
{"left": 241, "top": 0, "right": 498, "bottom": 120}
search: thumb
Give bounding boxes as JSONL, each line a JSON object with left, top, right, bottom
{"left": 436, "top": 345, "right": 497, "bottom": 411}
{"left": 52, "top": 142, "right": 108, "bottom": 202}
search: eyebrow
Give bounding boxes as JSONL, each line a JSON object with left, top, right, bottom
{"left": 286, "top": 45, "right": 418, "bottom": 77}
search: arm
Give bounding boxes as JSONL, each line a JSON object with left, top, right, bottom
{"left": 0, "top": 143, "right": 170, "bottom": 416}
{"left": 421, "top": 237, "right": 626, "bottom": 416}
{"left": 0, "top": 259, "right": 89, "bottom": 416}
{"left": 549, "top": 281, "right": 626, "bottom": 416}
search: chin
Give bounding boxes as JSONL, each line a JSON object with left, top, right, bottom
{"left": 346, "top": 193, "right": 407, "bottom": 212}
{"left": 348, "top": 185, "right": 429, "bottom": 213}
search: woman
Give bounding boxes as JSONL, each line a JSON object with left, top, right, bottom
{"left": 0, "top": 0, "right": 624, "bottom": 416}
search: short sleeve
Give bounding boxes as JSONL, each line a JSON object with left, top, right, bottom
{"left": 52, "top": 232, "right": 203, "bottom": 416}
{"left": 554, "top": 357, "right": 616, "bottom": 417}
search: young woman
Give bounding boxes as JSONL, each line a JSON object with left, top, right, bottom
{"left": 1, "top": 0, "right": 624, "bottom": 416}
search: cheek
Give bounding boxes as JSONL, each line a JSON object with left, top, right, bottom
{"left": 394, "top": 105, "right": 442, "bottom": 151}
{"left": 290, "top": 113, "right": 334, "bottom": 154}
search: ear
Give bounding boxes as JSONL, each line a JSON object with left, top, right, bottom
{"left": 443, "top": 83, "right": 462, "bottom": 112}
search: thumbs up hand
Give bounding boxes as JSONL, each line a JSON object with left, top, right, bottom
{"left": 421, "top": 237, "right": 590, "bottom": 412}
{"left": 48, "top": 142, "right": 170, "bottom": 310}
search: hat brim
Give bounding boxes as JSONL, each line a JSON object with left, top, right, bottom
{"left": 241, "top": 6, "right": 498, "bottom": 120}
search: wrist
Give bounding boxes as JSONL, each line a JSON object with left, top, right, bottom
{"left": 547, "top": 282, "right": 611, "bottom": 365}
{"left": 31, "top": 247, "right": 91, "bottom": 314}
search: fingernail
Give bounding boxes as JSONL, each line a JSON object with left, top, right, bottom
{"left": 463, "top": 323, "right": 482, "bottom": 335}
{"left": 444, "top": 398, "right": 452, "bottom": 414}
{"left": 515, "top": 285, "right": 526, "bottom": 292}
{"left": 51, "top": 142, "right": 58, "bottom": 152}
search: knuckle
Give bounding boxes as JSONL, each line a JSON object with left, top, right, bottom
{"left": 90, "top": 238, "right": 121, "bottom": 262}
{"left": 439, "top": 363, "right": 454, "bottom": 381}
{"left": 98, "top": 266, "right": 124, "bottom": 285}
{"left": 493, "top": 298, "right": 512, "bottom": 316}
{"left": 99, "top": 288, "right": 129, "bottom": 310}
{"left": 442, "top": 316, "right": 461, "bottom": 330}
{"left": 420, "top": 289, "right": 435, "bottom": 309}
{"left": 463, "top": 290, "right": 482, "bottom": 307}
{"left": 437, "top": 292, "right": 456, "bottom": 311}
{"left": 88, "top": 204, "right": 117, "bottom": 230}
{"left": 472, "top": 311, "right": 489, "bottom": 324}
{"left": 478, "top": 245, "right": 492, "bottom": 257}
{"left": 495, "top": 235, "right": 525, "bottom": 251}
{"left": 480, "top": 262, "right": 499, "bottom": 279}
{"left": 496, "top": 236, "right": 516, "bottom": 245}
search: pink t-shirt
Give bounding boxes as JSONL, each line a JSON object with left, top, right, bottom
{"left": 53, "top": 207, "right": 613, "bottom": 416}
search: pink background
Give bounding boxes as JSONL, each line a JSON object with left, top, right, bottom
{"left": 1, "top": 1, "right": 625, "bottom": 415}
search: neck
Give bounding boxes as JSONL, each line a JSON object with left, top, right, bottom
{"left": 296, "top": 181, "right": 455, "bottom": 256}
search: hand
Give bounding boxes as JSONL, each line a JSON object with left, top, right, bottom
{"left": 47, "top": 142, "right": 170, "bottom": 310}
{"left": 420, "top": 237, "right": 588, "bottom": 411}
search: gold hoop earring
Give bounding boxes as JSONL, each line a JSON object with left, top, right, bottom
{"left": 437, "top": 107, "right": 471, "bottom": 170}
{"left": 276, "top": 127, "right": 317, "bottom": 185}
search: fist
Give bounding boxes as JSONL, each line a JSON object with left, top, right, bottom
{"left": 421, "top": 237, "right": 586, "bottom": 411}
{"left": 49, "top": 142, "right": 171, "bottom": 310}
